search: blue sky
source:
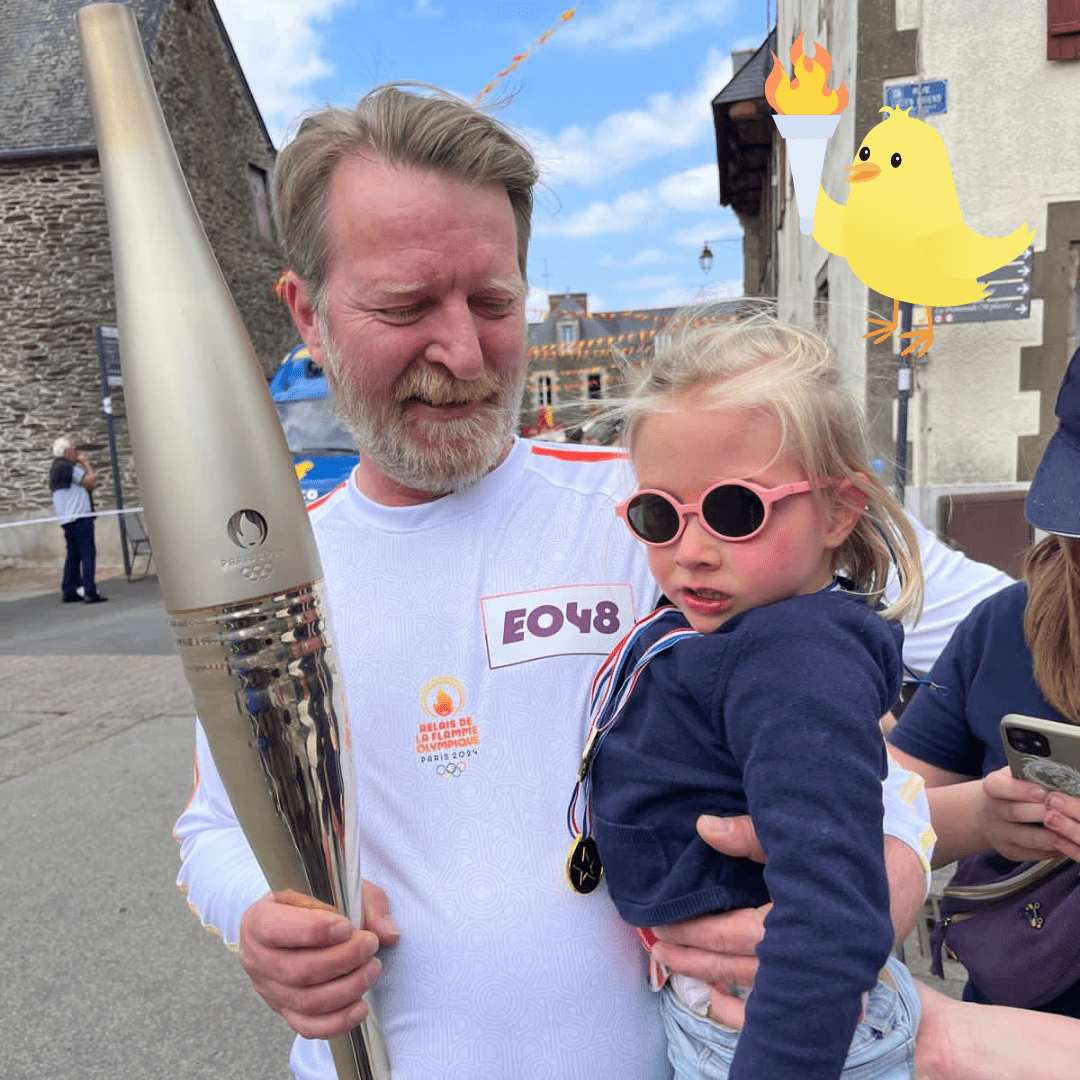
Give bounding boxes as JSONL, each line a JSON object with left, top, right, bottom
{"left": 214, "top": 0, "right": 773, "bottom": 319}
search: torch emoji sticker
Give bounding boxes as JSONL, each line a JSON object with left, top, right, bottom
{"left": 767, "top": 31, "right": 849, "bottom": 234}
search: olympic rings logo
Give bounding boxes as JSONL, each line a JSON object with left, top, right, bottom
{"left": 241, "top": 562, "right": 274, "bottom": 581}
{"left": 436, "top": 761, "right": 468, "bottom": 778}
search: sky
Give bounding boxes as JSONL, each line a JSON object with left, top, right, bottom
{"left": 213, "top": 0, "right": 775, "bottom": 321}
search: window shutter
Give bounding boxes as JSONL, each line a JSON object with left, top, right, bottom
{"left": 1049, "top": 0, "right": 1080, "bottom": 60}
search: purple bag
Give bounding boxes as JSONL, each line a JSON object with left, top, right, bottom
{"left": 930, "top": 852, "right": 1080, "bottom": 1008}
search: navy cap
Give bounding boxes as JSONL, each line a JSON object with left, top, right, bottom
{"left": 1025, "top": 346, "right": 1080, "bottom": 537}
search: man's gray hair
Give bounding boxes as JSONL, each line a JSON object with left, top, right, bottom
{"left": 272, "top": 84, "right": 539, "bottom": 310}
{"left": 52, "top": 436, "right": 74, "bottom": 458}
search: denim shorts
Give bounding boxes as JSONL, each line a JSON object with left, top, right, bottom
{"left": 658, "top": 955, "right": 920, "bottom": 1080}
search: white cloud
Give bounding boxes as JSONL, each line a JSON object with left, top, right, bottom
{"left": 535, "top": 164, "right": 727, "bottom": 238}
{"left": 558, "top": 0, "right": 737, "bottom": 52}
{"left": 524, "top": 48, "right": 732, "bottom": 185}
{"left": 673, "top": 213, "right": 744, "bottom": 248}
{"left": 413, "top": 0, "right": 444, "bottom": 19}
{"left": 629, "top": 248, "right": 668, "bottom": 266}
{"left": 656, "top": 165, "right": 721, "bottom": 212}
{"left": 215, "top": 0, "right": 348, "bottom": 144}
{"left": 640, "top": 278, "right": 744, "bottom": 308}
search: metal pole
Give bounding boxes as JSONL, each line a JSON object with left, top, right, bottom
{"left": 94, "top": 326, "right": 131, "bottom": 580}
{"left": 894, "top": 302, "right": 913, "bottom": 502}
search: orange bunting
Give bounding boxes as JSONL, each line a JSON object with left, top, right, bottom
{"left": 474, "top": 5, "right": 581, "bottom": 103}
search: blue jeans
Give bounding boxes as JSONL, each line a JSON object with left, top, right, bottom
{"left": 61, "top": 516, "right": 98, "bottom": 598}
{"left": 659, "top": 955, "right": 919, "bottom": 1080}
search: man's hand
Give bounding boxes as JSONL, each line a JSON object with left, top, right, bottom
{"left": 979, "top": 767, "right": 1059, "bottom": 862}
{"left": 650, "top": 815, "right": 769, "bottom": 1030}
{"left": 238, "top": 882, "right": 399, "bottom": 1040}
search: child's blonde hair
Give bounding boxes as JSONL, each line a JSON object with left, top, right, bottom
{"left": 621, "top": 306, "right": 924, "bottom": 624}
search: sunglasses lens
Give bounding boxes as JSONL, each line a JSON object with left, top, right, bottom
{"left": 702, "top": 484, "right": 765, "bottom": 539}
{"left": 626, "top": 493, "right": 681, "bottom": 544}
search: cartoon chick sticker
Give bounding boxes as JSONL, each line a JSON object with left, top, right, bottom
{"left": 813, "top": 106, "right": 1035, "bottom": 357}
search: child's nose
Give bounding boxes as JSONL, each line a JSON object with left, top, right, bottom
{"left": 674, "top": 514, "right": 722, "bottom": 566}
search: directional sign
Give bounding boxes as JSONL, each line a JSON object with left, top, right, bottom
{"left": 883, "top": 78, "right": 948, "bottom": 117}
{"left": 933, "top": 247, "right": 1034, "bottom": 324}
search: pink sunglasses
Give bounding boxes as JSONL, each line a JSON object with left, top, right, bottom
{"left": 615, "top": 478, "right": 817, "bottom": 547}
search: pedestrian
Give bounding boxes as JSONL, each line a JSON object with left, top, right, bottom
{"left": 49, "top": 436, "right": 107, "bottom": 604}
{"left": 174, "top": 85, "right": 1011, "bottom": 1080}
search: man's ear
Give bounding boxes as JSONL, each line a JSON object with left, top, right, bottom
{"left": 823, "top": 475, "right": 869, "bottom": 550}
{"left": 283, "top": 271, "right": 325, "bottom": 364}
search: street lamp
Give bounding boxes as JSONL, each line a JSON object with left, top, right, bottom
{"left": 698, "top": 238, "right": 741, "bottom": 273}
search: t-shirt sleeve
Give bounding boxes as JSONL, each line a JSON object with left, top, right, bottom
{"left": 887, "top": 594, "right": 1002, "bottom": 778}
{"left": 174, "top": 719, "right": 270, "bottom": 946}
{"left": 892, "top": 514, "right": 1015, "bottom": 675}
{"left": 717, "top": 603, "right": 898, "bottom": 1080}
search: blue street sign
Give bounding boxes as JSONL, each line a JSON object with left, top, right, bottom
{"left": 884, "top": 82, "right": 919, "bottom": 115}
{"left": 919, "top": 80, "right": 948, "bottom": 116}
{"left": 883, "top": 79, "right": 948, "bottom": 117}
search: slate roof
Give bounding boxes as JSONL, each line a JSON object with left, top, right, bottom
{"left": 529, "top": 301, "right": 678, "bottom": 361}
{"left": 713, "top": 27, "right": 775, "bottom": 107}
{"left": 0, "top": 0, "right": 271, "bottom": 158}
{"left": 528, "top": 298, "right": 742, "bottom": 361}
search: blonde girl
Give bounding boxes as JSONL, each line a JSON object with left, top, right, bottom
{"left": 571, "top": 308, "right": 925, "bottom": 1080}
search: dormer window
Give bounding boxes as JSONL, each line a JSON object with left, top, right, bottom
{"left": 557, "top": 320, "right": 578, "bottom": 346}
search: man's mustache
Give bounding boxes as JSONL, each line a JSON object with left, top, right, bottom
{"left": 393, "top": 367, "right": 503, "bottom": 406}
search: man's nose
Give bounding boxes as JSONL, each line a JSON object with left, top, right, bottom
{"left": 424, "top": 299, "right": 485, "bottom": 380}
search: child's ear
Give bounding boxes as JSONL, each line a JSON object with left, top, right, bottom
{"left": 823, "top": 475, "right": 868, "bottom": 550}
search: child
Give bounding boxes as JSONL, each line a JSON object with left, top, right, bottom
{"left": 568, "top": 311, "right": 925, "bottom": 1080}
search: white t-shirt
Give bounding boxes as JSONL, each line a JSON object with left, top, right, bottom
{"left": 175, "top": 437, "right": 1007, "bottom": 1079}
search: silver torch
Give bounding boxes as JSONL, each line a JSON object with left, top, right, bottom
{"left": 76, "top": 5, "right": 389, "bottom": 1078}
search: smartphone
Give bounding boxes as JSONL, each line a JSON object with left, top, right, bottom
{"left": 1001, "top": 714, "right": 1080, "bottom": 796}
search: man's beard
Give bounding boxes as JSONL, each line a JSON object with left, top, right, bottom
{"left": 320, "top": 331, "right": 526, "bottom": 496}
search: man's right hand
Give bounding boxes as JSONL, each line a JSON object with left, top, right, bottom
{"left": 238, "top": 884, "right": 399, "bottom": 1040}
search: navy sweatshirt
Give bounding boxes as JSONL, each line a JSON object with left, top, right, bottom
{"left": 590, "top": 590, "right": 903, "bottom": 1080}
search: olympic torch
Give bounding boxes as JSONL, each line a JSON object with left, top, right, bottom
{"left": 75, "top": 6, "right": 389, "bottom": 1078}
{"left": 766, "top": 31, "right": 849, "bottom": 235}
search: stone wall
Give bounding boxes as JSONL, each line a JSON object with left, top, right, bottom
{"left": 0, "top": 0, "right": 296, "bottom": 553}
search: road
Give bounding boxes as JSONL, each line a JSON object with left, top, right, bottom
{"left": 0, "top": 572, "right": 295, "bottom": 1079}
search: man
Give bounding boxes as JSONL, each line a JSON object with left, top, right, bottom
{"left": 175, "top": 86, "right": 1008, "bottom": 1080}
{"left": 49, "top": 436, "right": 107, "bottom": 604}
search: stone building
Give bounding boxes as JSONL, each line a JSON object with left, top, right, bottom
{"left": 711, "top": 2, "right": 1080, "bottom": 575}
{"left": 1, "top": 0, "right": 295, "bottom": 563}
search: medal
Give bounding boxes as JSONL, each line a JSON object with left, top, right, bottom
{"left": 566, "top": 833, "right": 603, "bottom": 894}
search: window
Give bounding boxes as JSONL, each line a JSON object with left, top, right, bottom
{"left": 247, "top": 164, "right": 273, "bottom": 240}
{"left": 536, "top": 373, "right": 554, "bottom": 409}
{"left": 586, "top": 371, "right": 602, "bottom": 401}
{"left": 1049, "top": 0, "right": 1080, "bottom": 59}
{"left": 557, "top": 320, "right": 578, "bottom": 346}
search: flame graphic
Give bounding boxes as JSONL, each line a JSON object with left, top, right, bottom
{"left": 765, "top": 31, "right": 848, "bottom": 115}
{"left": 433, "top": 690, "right": 455, "bottom": 716}
{"left": 235, "top": 511, "right": 263, "bottom": 548}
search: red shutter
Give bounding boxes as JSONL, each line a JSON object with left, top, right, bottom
{"left": 1049, "top": 0, "right": 1080, "bottom": 60}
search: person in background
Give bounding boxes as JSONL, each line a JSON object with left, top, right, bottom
{"left": 889, "top": 344, "right": 1080, "bottom": 1016}
{"left": 49, "top": 436, "right": 106, "bottom": 604}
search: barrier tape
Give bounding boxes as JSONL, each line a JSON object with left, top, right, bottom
{"left": 0, "top": 507, "right": 144, "bottom": 530}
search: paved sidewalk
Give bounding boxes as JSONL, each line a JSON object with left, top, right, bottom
{"left": 1, "top": 561, "right": 295, "bottom": 1080}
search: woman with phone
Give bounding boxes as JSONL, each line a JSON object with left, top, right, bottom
{"left": 888, "top": 344, "right": 1080, "bottom": 1019}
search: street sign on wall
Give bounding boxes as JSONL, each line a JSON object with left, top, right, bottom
{"left": 883, "top": 78, "right": 948, "bottom": 116}
{"left": 932, "top": 247, "right": 1034, "bottom": 324}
